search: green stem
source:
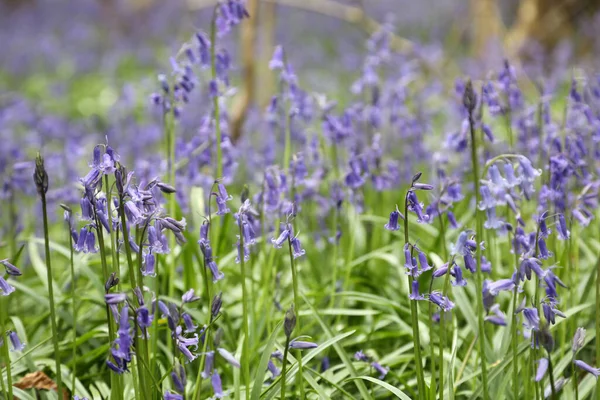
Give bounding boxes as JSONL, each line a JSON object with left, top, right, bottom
{"left": 547, "top": 351, "right": 556, "bottom": 400}
{"left": 40, "top": 190, "right": 63, "bottom": 397}
{"left": 193, "top": 247, "right": 213, "bottom": 400}
{"left": 572, "top": 354, "right": 579, "bottom": 400}
{"left": 68, "top": 226, "right": 78, "bottom": 394}
{"left": 595, "top": 249, "right": 600, "bottom": 400}
{"left": 438, "top": 213, "right": 448, "bottom": 400}
{"left": 287, "top": 233, "right": 304, "bottom": 399}
{"left": 404, "top": 191, "right": 426, "bottom": 399}
{"left": 0, "top": 300, "right": 12, "bottom": 398}
{"left": 239, "top": 219, "right": 251, "bottom": 398}
{"left": 510, "top": 228, "right": 520, "bottom": 400}
{"left": 280, "top": 335, "right": 291, "bottom": 400}
{"left": 467, "top": 105, "right": 489, "bottom": 400}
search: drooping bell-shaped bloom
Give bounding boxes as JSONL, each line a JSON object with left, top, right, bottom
{"left": 7, "top": 331, "right": 25, "bottom": 352}
{"left": 574, "top": 360, "right": 600, "bottom": 378}
{"left": 409, "top": 280, "right": 425, "bottom": 300}
{"left": 535, "top": 358, "right": 548, "bottom": 382}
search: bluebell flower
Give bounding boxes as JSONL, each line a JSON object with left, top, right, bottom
{"left": 451, "top": 263, "right": 467, "bottom": 287}
{"left": 354, "top": 350, "right": 369, "bottom": 362}
{"left": 269, "top": 45, "right": 285, "bottom": 70}
{"left": 0, "top": 276, "right": 15, "bottom": 296}
{"left": 522, "top": 307, "right": 540, "bottom": 330}
{"left": 433, "top": 263, "right": 449, "bottom": 278}
{"left": 217, "top": 347, "right": 241, "bottom": 368}
{"left": 105, "top": 293, "right": 127, "bottom": 304}
{"left": 384, "top": 208, "right": 403, "bottom": 231}
{"left": 211, "top": 369, "right": 224, "bottom": 398}
{"left": 407, "top": 190, "right": 429, "bottom": 223}
{"left": 409, "top": 280, "right": 426, "bottom": 300}
{"left": 182, "top": 313, "right": 197, "bottom": 333}
{"left": 142, "top": 252, "right": 156, "bottom": 277}
{"left": 291, "top": 237, "right": 306, "bottom": 259}
{"left": 572, "top": 328, "right": 586, "bottom": 353}
{"left": 371, "top": 361, "right": 389, "bottom": 379}
{"left": 556, "top": 214, "right": 570, "bottom": 240}
{"left": 171, "top": 361, "right": 186, "bottom": 393}
{"left": 202, "top": 351, "right": 215, "bottom": 379}
{"left": 538, "top": 238, "right": 552, "bottom": 259}
{"left": 574, "top": 360, "right": 600, "bottom": 378}
{"left": 483, "top": 304, "right": 506, "bottom": 326}
{"left": 429, "top": 291, "right": 454, "bottom": 311}
{"left": 418, "top": 251, "right": 432, "bottom": 273}
{"left": 289, "top": 339, "right": 318, "bottom": 349}
{"left": 485, "top": 279, "right": 515, "bottom": 295}
{"left": 7, "top": 331, "right": 25, "bottom": 352}
{"left": 164, "top": 391, "right": 183, "bottom": 400}
{"left": 271, "top": 228, "right": 290, "bottom": 248}
{"left": 268, "top": 359, "right": 281, "bottom": 377}
{"left": 137, "top": 306, "right": 153, "bottom": 337}
{"left": 535, "top": 358, "right": 548, "bottom": 382}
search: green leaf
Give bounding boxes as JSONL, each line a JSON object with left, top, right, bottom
{"left": 250, "top": 320, "right": 283, "bottom": 400}
{"left": 346, "top": 376, "right": 411, "bottom": 399}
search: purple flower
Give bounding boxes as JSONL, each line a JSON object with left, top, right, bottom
{"left": 0, "top": 259, "right": 21, "bottom": 276}
{"left": 409, "top": 280, "right": 425, "bottom": 300}
{"left": 291, "top": 237, "right": 306, "bottom": 259}
{"left": 269, "top": 45, "right": 285, "bottom": 70}
{"left": 556, "top": 214, "right": 570, "bottom": 240}
{"left": 572, "top": 328, "right": 586, "bottom": 353}
{"left": 271, "top": 229, "right": 290, "bottom": 248}
{"left": 182, "top": 313, "right": 197, "bottom": 333}
{"left": 207, "top": 260, "right": 225, "bottom": 282}
{"left": 429, "top": 291, "right": 454, "bottom": 312}
{"left": 574, "top": 360, "right": 600, "bottom": 378}
{"left": 217, "top": 348, "right": 241, "bottom": 368}
{"left": 418, "top": 252, "right": 432, "bottom": 273}
{"left": 485, "top": 304, "right": 507, "bottom": 326}
{"left": 105, "top": 293, "right": 127, "bottom": 305}
{"left": 371, "top": 361, "right": 389, "bottom": 379}
{"left": 433, "top": 263, "right": 449, "bottom": 278}
{"left": 289, "top": 339, "right": 318, "bottom": 349}
{"left": 211, "top": 369, "right": 224, "bottom": 398}
{"left": 451, "top": 263, "right": 467, "bottom": 287}
{"left": 486, "top": 279, "right": 515, "bottom": 295}
{"left": 201, "top": 351, "right": 215, "bottom": 379}
{"left": 164, "top": 392, "right": 183, "bottom": 400}
{"left": 535, "top": 358, "right": 548, "bottom": 382}
{"left": 142, "top": 252, "right": 156, "bottom": 277}
{"left": 7, "top": 331, "right": 25, "bottom": 352}
{"left": 522, "top": 308, "right": 540, "bottom": 330}
{"left": 0, "top": 277, "right": 15, "bottom": 296}
{"left": 182, "top": 289, "right": 200, "bottom": 304}
{"left": 384, "top": 209, "right": 402, "bottom": 231}
{"left": 354, "top": 350, "right": 369, "bottom": 362}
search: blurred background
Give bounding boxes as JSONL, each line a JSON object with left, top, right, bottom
{"left": 1, "top": 0, "right": 600, "bottom": 121}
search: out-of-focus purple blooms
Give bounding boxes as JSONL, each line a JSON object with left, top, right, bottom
{"left": 481, "top": 256, "right": 492, "bottom": 273}
{"left": 235, "top": 241, "right": 250, "bottom": 264}
{"left": 543, "top": 302, "right": 565, "bottom": 325}
{"left": 535, "top": 358, "right": 548, "bottom": 382}
{"left": 137, "top": 306, "right": 153, "bottom": 333}
{"left": 105, "top": 293, "right": 127, "bottom": 305}
{"left": 291, "top": 237, "right": 306, "bottom": 259}
{"left": 7, "top": 331, "right": 25, "bottom": 352}
{"left": 463, "top": 253, "right": 476, "bottom": 274}
{"left": 371, "top": 361, "right": 389, "bottom": 379}
{"left": 217, "top": 348, "right": 241, "bottom": 368}
{"left": 538, "top": 212, "right": 551, "bottom": 239}
{"left": 574, "top": 360, "right": 600, "bottom": 378}
{"left": 201, "top": 351, "right": 215, "bottom": 379}
{"left": 520, "top": 257, "right": 545, "bottom": 281}
{"left": 518, "top": 157, "right": 542, "bottom": 182}
{"left": 182, "top": 289, "right": 200, "bottom": 304}
{"left": 485, "top": 304, "right": 507, "bottom": 326}
{"left": 142, "top": 252, "right": 156, "bottom": 277}
{"left": 556, "top": 214, "right": 570, "bottom": 240}
{"left": 451, "top": 263, "right": 467, "bottom": 287}
{"left": 486, "top": 279, "right": 515, "bottom": 295}
{"left": 0, "top": 277, "right": 15, "bottom": 297}
{"left": 572, "top": 328, "right": 586, "bottom": 353}
{"left": 522, "top": 307, "right": 540, "bottom": 330}
{"left": 182, "top": 313, "right": 197, "bottom": 333}
{"left": 269, "top": 45, "right": 285, "bottom": 70}
{"left": 164, "top": 392, "right": 183, "bottom": 400}
{"left": 538, "top": 238, "right": 552, "bottom": 259}
{"left": 268, "top": 359, "right": 281, "bottom": 377}
{"left": 409, "top": 280, "right": 425, "bottom": 300}
{"left": 207, "top": 260, "right": 225, "bottom": 282}
{"left": 211, "top": 369, "right": 224, "bottom": 398}
{"left": 171, "top": 361, "right": 186, "bottom": 393}
{"left": 354, "top": 350, "right": 369, "bottom": 362}
{"left": 320, "top": 356, "right": 330, "bottom": 372}
{"left": 289, "top": 339, "right": 318, "bottom": 349}
{"left": 271, "top": 228, "right": 290, "bottom": 249}
{"left": 212, "top": 292, "right": 223, "bottom": 318}
{"left": 433, "top": 263, "right": 449, "bottom": 278}
{"left": 447, "top": 211, "right": 459, "bottom": 229}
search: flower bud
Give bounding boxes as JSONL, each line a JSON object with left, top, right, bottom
{"left": 284, "top": 305, "right": 296, "bottom": 338}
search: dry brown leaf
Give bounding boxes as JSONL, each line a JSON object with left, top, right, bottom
{"left": 14, "top": 371, "right": 69, "bottom": 399}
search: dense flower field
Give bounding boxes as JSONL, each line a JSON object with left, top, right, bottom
{"left": 2, "top": 1, "right": 600, "bottom": 399}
